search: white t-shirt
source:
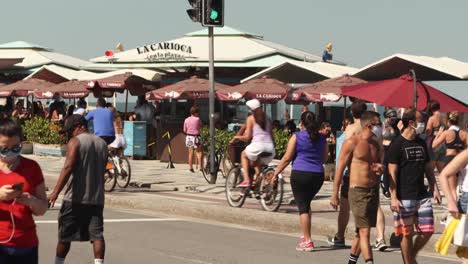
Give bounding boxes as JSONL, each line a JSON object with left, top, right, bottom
{"left": 73, "top": 108, "right": 85, "bottom": 115}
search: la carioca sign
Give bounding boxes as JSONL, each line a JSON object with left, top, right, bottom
{"left": 136, "top": 42, "right": 193, "bottom": 55}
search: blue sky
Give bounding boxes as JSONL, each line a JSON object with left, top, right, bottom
{"left": 2, "top": 0, "right": 467, "bottom": 102}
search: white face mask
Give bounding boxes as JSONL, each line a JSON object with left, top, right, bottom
{"left": 371, "top": 125, "right": 383, "bottom": 138}
{"left": 412, "top": 122, "right": 425, "bottom": 135}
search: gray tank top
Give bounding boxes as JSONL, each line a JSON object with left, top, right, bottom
{"left": 63, "top": 133, "right": 108, "bottom": 205}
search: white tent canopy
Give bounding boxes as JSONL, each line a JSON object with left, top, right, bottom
{"left": 241, "top": 61, "right": 358, "bottom": 83}
{"left": 353, "top": 53, "right": 468, "bottom": 81}
{"left": 24, "top": 65, "right": 162, "bottom": 82}
{"left": 87, "top": 27, "right": 344, "bottom": 72}
{"left": 0, "top": 41, "right": 89, "bottom": 71}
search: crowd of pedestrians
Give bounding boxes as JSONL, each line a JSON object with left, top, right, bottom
{"left": 0, "top": 93, "right": 466, "bottom": 263}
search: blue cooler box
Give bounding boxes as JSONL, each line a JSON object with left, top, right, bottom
{"left": 124, "top": 121, "right": 147, "bottom": 157}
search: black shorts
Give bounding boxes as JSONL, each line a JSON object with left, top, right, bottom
{"left": 290, "top": 170, "right": 324, "bottom": 214}
{"left": 58, "top": 201, "right": 104, "bottom": 242}
{"left": 99, "top": 136, "right": 116, "bottom": 145}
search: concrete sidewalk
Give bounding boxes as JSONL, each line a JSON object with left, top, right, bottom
{"left": 30, "top": 155, "right": 451, "bottom": 254}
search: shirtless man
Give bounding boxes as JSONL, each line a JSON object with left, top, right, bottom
{"left": 328, "top": 101, "right": 388, "bottom": 252}
{"left": 327, "top": 101, "right": 367, "bottom": 247}
{"left": 331, "top": 111, "right": 383, "bottom": 264}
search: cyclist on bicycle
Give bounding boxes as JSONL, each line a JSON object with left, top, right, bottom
{"left": 230, "top": 99, "right": 275, "bottom": 187}
{"left": 85, "top": 98, "right": 115, "bottom": 145}
{"left": 107, "top": 106, "right": 126, "bottom": 155}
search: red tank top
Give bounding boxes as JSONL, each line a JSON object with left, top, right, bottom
{"left": 0, "top": 157, "right": 44, "bottom": 248}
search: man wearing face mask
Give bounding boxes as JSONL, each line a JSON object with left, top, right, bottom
{"left": 48, "top": 115, "right": 108, "bottom": 264}
{"left": 381, "top": 109, "right": 401, "bottom": 198}
{"left": 387, "top": 108, "right": 441, "bottom": 264}
{"left": 330, "top": 111, "right": 384, "bottom": 264}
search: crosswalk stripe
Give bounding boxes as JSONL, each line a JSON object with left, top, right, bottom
{"left": 35, "top": 218, "right": 180, "bottom": 224}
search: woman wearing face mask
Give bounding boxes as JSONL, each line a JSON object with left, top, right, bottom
{"left": 381, "top": 109, "right": 401, "bottom": 198}
{"left": 0, "top": 119, "right": 48, "bottom": 263}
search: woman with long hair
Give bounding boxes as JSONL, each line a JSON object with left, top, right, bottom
{"left": 231, "top": 99, "right": 275, "bottom": 187}
{"left": 273, "top": 111, "right": 328, "bottom": 251}
{"left": 425, "top": 100, "right": 446, "bottom": 173}
{"left": 184, "top": 106, "right": 203, "bottom": 173}
{"left": 432, "top": 111, "right": 467, "bottom": 198}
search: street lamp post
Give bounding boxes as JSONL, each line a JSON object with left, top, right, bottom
{"left": 208, "top": 27, "right": 216, "bottom": 184}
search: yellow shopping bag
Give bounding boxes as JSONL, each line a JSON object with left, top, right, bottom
{"left": 435, "top": 217, "right": 460, "bottom": 255}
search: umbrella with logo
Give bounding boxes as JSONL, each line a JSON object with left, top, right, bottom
{"left": 86, "top": 72, "right": 155, "bottom": 97}
{"left": 216, "top": 76, "right": 292, "bottom": 103}
{"left": 342, "top": 74, "right": 468, "bottom": 112}
{"left": 146, "top": 76, "right": 230, "bottom": 101}
{"left": 33, "top": 80, "right": 90, "bottom": 99}
{"left": 0, "top": 78, "right": 54, "bottom": 97}
{"left": 290, "top": 74, "right": 367, "bottom": 103}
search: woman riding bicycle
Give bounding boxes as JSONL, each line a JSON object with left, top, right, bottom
{"left": 230, "top": 99, "right": 275, "bottom": 188}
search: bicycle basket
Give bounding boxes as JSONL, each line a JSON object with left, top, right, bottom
{"left": 228, "top": 142, "right": 247, "bottom": 163}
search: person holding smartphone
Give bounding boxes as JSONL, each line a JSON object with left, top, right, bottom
{"left": 0, "top": 119, "right": 48, "bottom": 263}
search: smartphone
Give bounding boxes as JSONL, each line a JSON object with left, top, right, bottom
{"left": 12, "top": 182, "right": 24, "bottom": 192}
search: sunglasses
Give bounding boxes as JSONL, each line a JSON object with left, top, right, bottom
{"left": 0, "top": 144, "right": 22, "bottom": 155}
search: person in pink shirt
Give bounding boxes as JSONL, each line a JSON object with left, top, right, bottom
{"left": 184, "top": 106, "right": 203, "bottom": 173}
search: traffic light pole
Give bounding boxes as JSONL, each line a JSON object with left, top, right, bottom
{"left": 208, "top": 26, "right": 217, "bottom": 184}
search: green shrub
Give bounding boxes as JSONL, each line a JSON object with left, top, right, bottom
{"left": 22, "top": 117, "right": 65, "bottom": 145}
{"left": 200, "top": 127, "right": 235, "bottom": 153}
{"left": 273, "top": 129, "right": 290, "bottom": 159}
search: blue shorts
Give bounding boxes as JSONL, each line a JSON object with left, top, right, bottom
{"left": 0, "top": 245, "right": 38, "bottom": 264}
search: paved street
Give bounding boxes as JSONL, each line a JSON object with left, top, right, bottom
{"left": 37, "top": 207, "right": 456, "bottom": 264}
{"left": 28, "top": 154, "right": 459, "bottom": 263}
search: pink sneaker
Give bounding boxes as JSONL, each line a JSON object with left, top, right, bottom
{"left": 237, "top": 181, "right": 250, "bottom": 188}
{"left": 296, "top": 241, "right": 314, "bottom": 252}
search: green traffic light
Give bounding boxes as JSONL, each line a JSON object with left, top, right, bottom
{"left": 210, "top": 10, "right": 218, "bottom": 20}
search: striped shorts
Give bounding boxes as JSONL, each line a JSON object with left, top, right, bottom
{"left": 393, "top": 197, "right": 434, "bottom": 236}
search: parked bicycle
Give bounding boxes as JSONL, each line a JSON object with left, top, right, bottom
{"left": 201, "top": 131, "right": 233, "bottom": 184}
{"left": 201, "top": 145, "right": 233, "bottom": 184}
{"left": 225, "top": 151, "right": 284, "bottom": 212}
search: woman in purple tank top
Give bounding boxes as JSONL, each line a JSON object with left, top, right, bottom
{"left": 273, "top": 111, "right": 328, "bottom": 251}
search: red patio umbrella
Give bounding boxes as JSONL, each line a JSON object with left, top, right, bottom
{"left": 33, "top": 80, "right": 90, "bottom": 99}
{"left": 342, "top": 74, "right": 468, "bottom": 112}
{"left": 290, "top": 75, "right": 367, "bottom": 103}
{"left": 0, "top": 78, "right": 55, "bottom": 97}
{"left": 87, "top": 72, "right": 155, "bottom": 96}
{"left": 146, "top": 76, "right": 230, "bottom": 101}
{"left": 216, "top": 76, "right": 292, "bottom": 103}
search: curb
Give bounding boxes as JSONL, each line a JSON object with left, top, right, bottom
{"left": 103, "top": 193, "right": 444, "bottom": 254}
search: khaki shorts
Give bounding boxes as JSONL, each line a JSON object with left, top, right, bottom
{"left": 349, "top": 186, "right": 379, "bottom": 228}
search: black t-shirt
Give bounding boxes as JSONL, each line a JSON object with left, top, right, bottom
{"left": 387, "top": 135, "right": 429, "bottom": 200}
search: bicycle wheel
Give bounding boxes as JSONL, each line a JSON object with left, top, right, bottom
{"left": 104, "top": 169, "right": 117, "bottom": 192}
{"left": 201, "top": 154, "right": 212, "bottom": 184}
{"left": 116, "top": 156, "right": 132, "bottom": 188}
{"left": 225, "top": 167, "right": 248, "bottom": 208}
{"left": 259, "top": 167, "right": 284, "bottom": 212}
{"left": 221, "top": 155, "right": 232, "bottom": 179}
